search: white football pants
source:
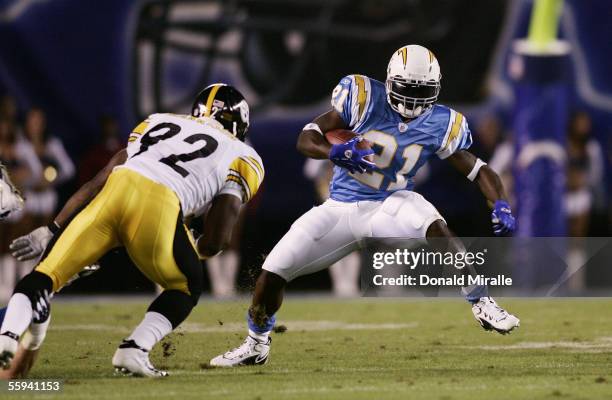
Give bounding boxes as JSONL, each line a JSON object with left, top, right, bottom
{"left": 263, "top": 190, "right": 444, "bottom": 281}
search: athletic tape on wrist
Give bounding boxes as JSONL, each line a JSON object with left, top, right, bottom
{"left": 21, "top": 318, "right": 51, "bottom": 350}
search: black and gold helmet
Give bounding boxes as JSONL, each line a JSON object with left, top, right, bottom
{"left": 192, "top": 83, "right": 250, "bottom": 141}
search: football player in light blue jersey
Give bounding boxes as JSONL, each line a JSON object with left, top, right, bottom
{"left": 328, "top": 74, "right": 472, "bottom": 202}
{"left": 211, "top": 45, "right": 518, "bottom": 367}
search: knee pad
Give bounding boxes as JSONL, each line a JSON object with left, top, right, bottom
{"left": 14, "top": 271, "right": 53, "bottom": 323}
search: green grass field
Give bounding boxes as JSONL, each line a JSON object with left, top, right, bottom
{"left": 7, "top": 298, "right": 612, "bottom": 399}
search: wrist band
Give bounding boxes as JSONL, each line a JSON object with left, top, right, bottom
{"left": 48, "top": 221, "right": 61, "bottom": 234}
{"left": 303, "top": 122, "right": 323, "bottom": 135}
{"left": 467, "top": 158, "right": 487, "bottom": 181}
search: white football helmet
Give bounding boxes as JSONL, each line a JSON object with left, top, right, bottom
{"left": 386, "top": 44, "right": 441, "bottom": 118}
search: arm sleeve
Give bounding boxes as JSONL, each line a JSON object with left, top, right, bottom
{"left": 330, "top": 75, "right": 370, "bottom": 129}
{"left": 436, "top": 109, "right": 473, "bottom": 159}
{"left": 220, "top": 154, "right": 265, "bottom": 203}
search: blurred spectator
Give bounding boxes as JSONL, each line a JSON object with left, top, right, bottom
{"left": 0, "top": 95, "right": 18, "bottom": 129}
{"left": 22, "top": 107, "right": 75, "bottom": 225}
{"left": 1, "top": 108, "right": 76, "bottom": 299}
{"left": 0, "top": 114, "right": 43, "bottom": 302}
{"left": 565, "top": 111, "right": 605, "bottom": 226}
{"left": 0, "top": 118, "right": 41, "bottom": 188}
{"left": 564, "top": 111, "right": 605, "bottom": 292}
{"left": 304, "top": 158, "right": 360, "bottom": 297}
{"left": 78, "top": 115, "right": 122, "bottom": 185}
{"left": 482, "top": 110, "right": 605, "bottom": 230}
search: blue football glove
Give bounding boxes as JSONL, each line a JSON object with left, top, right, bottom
{"left": 329, "top": 136, "right": 376, "bottom": 174}
{"left": 491, "top": 200, "right": 516, "bottom": 236}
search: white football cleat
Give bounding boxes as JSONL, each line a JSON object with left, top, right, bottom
{"left": 472, "top": 297, "right": 520, "bottom": 334}
{"left": 0, "top": 333, "right": 19, "bottom": 370}
{"left": 112, "top": 340, "right": 168, "bottom": 378}
{"left": 209, "top": 336, "right": 271, "bottom": 367}
{"left": 0, "top": 164, "right": 24, "bottom": 220}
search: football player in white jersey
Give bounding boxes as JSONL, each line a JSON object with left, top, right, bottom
{"left": 211, "top": 45, "right": 519, "bottom": 367}
{"left": 0, "top": 84, "right": 264, "bottom": 377}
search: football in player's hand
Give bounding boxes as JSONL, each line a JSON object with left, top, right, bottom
{"left": 324, "top": 129, "right": 374, "bottom": 161}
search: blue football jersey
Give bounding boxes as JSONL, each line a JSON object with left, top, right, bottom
{"left": 329, "top": 74, "right": 473, "bottom": 202}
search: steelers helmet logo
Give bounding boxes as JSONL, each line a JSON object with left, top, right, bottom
{"left": 192, "top": 84, "right": 250, "bottom": 141}
{"left": 237, "top": 100, "right": 249, "bottom": 124}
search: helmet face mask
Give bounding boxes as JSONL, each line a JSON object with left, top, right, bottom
{"left": 192, "top": 84, "right": 250, "bottom": 141}
{"left": 385, "top": 45, "right": 441, "bottom": 119}
{"left": 386, "top": 76, "right": 440, "bottom": 118}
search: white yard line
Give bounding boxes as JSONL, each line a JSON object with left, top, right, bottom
{"left": 464, "top": 337, "right": 612, "bottom": 351}
{"left": 49, "top": 320, "right": 418, "bottom": 333}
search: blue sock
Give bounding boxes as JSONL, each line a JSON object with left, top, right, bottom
{"left": 0, "top": 307, "right": 6, "bottom": 327}
{"left": 463, "top": 285, "right": 488, "bottom": 304}
{"left": 247, "top": 311, "right": 275, "bottom": 335}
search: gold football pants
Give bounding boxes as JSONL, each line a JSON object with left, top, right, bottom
{"left": 36, "top": 168, "right": 201, "bottom": 296}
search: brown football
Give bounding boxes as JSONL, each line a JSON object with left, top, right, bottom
{"left": 325, "top": 129, "right": 358, "bottom": 144}
{"left": 324, "top": 129, "right": 374, "bottom": 162}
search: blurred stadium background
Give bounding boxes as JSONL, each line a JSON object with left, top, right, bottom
{"left": 0, "top": 0, "right": 610, "bottom": 299}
